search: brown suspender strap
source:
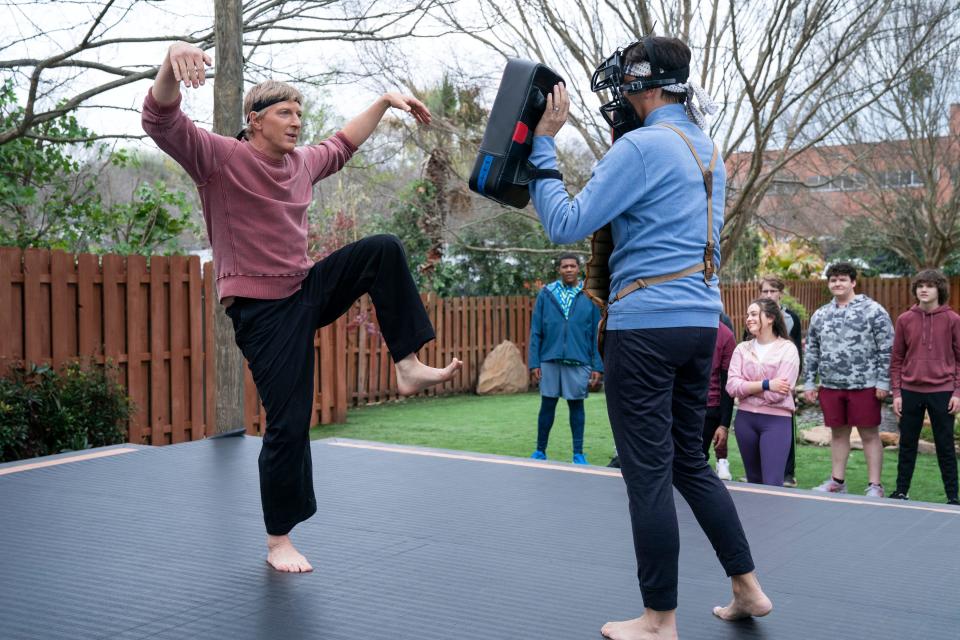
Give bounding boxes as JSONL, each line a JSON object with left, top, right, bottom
{"left": 658, "top": 123, "right": 719, "bottom": 283}
{"left": 609, "top": 123, "right": 719, "bottom": 306}
{"left": 612, "top": 262, "right": 710, "bottom": 302}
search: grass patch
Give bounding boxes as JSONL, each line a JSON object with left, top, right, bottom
{"left": 311, "top": 392, "right": 956, "bottom": 504}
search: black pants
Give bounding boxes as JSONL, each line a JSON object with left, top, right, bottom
{"left": 784, "top": 414, "right": 796, "bottom": 478}
{"left": 701, "top": 406, "right": 728, "bottom": 460}
{"left": 896, "top": 389, "right": 959, "bottom": 501}
{"left": 604, "top": 328, "right": 755, "bottom": 611}
{"left": 226, "top": 235, "right": 435, "bottom": 535}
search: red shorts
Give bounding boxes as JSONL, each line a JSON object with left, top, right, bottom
{"left": 819, "top": 387, "right": 881, "bottom": 428}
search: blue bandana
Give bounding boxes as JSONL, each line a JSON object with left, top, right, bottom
{"left": 547, "top": 280, "right": 582, "bottom": 319}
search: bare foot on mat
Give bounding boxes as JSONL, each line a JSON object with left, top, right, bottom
{"left": 713, "top": 572, "right": 772, "bottom": 620}
{"left": 266, "top": 535, "right": 313, "bottom": 573}
{"left": 395, "top": 354, "right": 462, "bottom": 396}
{"left": 601, "top": 615, "right": 678, "bottom": 640}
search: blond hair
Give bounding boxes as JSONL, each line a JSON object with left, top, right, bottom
{"left": 240, "top": 80, "right": 303, "bottom": 140}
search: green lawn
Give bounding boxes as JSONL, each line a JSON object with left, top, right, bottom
{"left": 311, "top": 391, "right": 956, "bottom": 504}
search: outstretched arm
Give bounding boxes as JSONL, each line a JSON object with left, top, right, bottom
{"left": 152, "top": 42, "right": 212, "bottom": 107}
{"left": 340, "top": 93, "right": 431, "bottom": 148}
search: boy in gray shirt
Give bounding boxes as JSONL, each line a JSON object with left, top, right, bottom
{"left": 803, "top": 263, "right": 894, "bottom": 497}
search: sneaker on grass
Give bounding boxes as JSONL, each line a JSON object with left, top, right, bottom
{"left": 530, "top": 450, "right": 547, "bottom": 460}
{"left": 888, "top": 491, "right": 908, "bottom": 500}
{"left": 783, "top": 475, "right": 798, "bottom": 488}
{"left": 813, "top": 478, "right": 847, "bottom": 493}
{"left": 864, "top": 483, "right": 884, "bottom": 498}
{"left": 572, "top": 453, "right": 588, "bottom": 465}
{"left": 716, "top": 458, "right": 732, "bottom": 480}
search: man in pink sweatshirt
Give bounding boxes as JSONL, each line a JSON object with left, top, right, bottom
{"left": 142, "top": 42, "right": 461, "bottom": 572}
{"left": 889, "top": 269, "right": 960, "bottom": 504}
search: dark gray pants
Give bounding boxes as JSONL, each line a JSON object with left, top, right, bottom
{"left": 604, "top": 327, "right": 755, "bottom": 611}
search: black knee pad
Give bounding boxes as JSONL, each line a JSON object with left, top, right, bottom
{"left": 469, "top": 59, "right": 564, "bottom": 208}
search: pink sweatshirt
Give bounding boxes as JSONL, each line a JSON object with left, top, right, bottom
{"left": 726, "top": 338, "right": 800, "bottom": 417}
{"left": 141, "top": 90, "right": 357, "bottom": 301}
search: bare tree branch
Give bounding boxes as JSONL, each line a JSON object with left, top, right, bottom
{"left": 0, "top": 0, "right": 452, "bottom": 144}
{"left": 407, "top": 0, "right": 960, "bottom": 261}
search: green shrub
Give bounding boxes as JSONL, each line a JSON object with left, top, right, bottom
{"left": 0, "top": 372, "right": 34, "bottom": 461}
{"left": 58, "top": 361, "right": 130, "bottom": 448}
{"left": 0, "top": 361, "right": 132, "bottom": 462}
{"left": 781, "top": 292, "right": 808, "bottom": 321}
{"left": 919, "top": 420, "right": 960, "bottom": 446}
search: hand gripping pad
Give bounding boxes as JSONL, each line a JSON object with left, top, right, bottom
{"left": 469, "top": 58, "right": 564, "bottom": 208}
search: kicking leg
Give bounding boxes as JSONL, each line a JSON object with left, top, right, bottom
{"left": 303, "top": 234, "right": 460, "bottom": 393}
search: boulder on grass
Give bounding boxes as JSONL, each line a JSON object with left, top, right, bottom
{"left": 477, "top": 341, "right": 529, "bottom": 395}
{"left": 880, "top": 432, "right": 900, "bottom": 447}
{"left": 801, "top": 426, "right": 832, "bottom": 446}
{"left": 803, "top": 426, "right": 909, "bottom": 451}
{"left": 918, "top": 440, "right": 937, "bottom": 455}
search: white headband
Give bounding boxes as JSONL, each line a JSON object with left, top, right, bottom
{"left": 622, "top": 61, "right": 719, "bottom": 130}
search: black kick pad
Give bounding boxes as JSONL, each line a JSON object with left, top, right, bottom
{"left": 469, "top": 58, "right": 564, "bottom": 208}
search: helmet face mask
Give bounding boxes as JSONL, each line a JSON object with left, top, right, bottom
{"left": 592, "top": 38, "right": 690, "bottom": 138}
{"left": 592, "top": 44, "right": 641, "bottom": 137}
{"left": 590, "top": 48, "right": 626, "bottom": 94}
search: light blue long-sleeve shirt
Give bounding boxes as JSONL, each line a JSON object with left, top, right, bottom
{"left": 529, "top": 103, "right": 723, "bottom": 330}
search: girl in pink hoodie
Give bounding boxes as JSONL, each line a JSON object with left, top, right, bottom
{"left": 726, "top": 298, "right": 800, "bottom": 486}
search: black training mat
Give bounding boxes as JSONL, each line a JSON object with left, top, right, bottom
{"left": 1, "top": 436, "right": 958, "bottom": 639}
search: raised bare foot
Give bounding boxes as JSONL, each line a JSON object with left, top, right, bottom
{"left": 601, "top": 612, "right": 678, "bottom": 640}
{"left": 266, "top": 534, "right": 313, "bottom": 573}
{"left": 712, "top": 572, "right": 772, "bottom": 620}
{"left": 395, "top": 354, "right": 462, "bottom": 396}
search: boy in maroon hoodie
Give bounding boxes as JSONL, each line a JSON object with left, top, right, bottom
{"left": 142, "top": 42, "right": 462, "bottom": 572}
{"left": 889, "top": 269, "right": 960, "bottom": 504}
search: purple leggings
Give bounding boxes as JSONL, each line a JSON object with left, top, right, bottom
{"left": 734, "top": 410, "right": 792, "bottom": 486}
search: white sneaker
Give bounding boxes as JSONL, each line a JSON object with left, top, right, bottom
{"left": 716, "top": 458, "right": 732, "bottom": 480}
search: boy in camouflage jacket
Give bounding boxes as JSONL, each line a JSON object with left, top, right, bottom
{"left": 803, "top": 263, "right": 894, "bottom": 497}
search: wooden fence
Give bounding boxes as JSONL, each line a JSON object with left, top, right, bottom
{"left": 3, "top": 245, "right": 955, "bottom": 444}
{"left": 347, "top": 294, "right": 534, "bottom": 404}
{"left": 721, "top": 279, "right": 832, "bottom": 336}
{"left": 1, "top": 248, "right": 213, "bottom": 445}
{"left": 721, "top": 277, "right": 960, "bottom": 337}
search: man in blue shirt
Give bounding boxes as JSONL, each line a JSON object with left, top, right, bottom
{"left": 528, "top": 253, "right": 603, "bottom": 464}
{"left": 530, "top": 37, "right": 772, "bottom": 639}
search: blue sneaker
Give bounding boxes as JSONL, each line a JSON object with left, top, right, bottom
{"left": 572, "top": 453, "right": 588, "bottom": 465}
{"left": 530, "top": 450, "right": 547, "bottom": 460}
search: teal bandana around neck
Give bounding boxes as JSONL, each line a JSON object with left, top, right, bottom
{"left": 548, "top": 280, "right": 582, "bottom": 319}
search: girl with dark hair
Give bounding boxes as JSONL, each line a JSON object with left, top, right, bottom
{"left": 726, "top": 299, "right": 800, "bottom": 486}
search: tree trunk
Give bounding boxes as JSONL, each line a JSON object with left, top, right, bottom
{"left": 212, "top": 0, "right": 246, "bottom": 434}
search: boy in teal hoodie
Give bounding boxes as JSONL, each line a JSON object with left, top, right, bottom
{"left": 528, "top": 254, "right": 603, "bottom": 464}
